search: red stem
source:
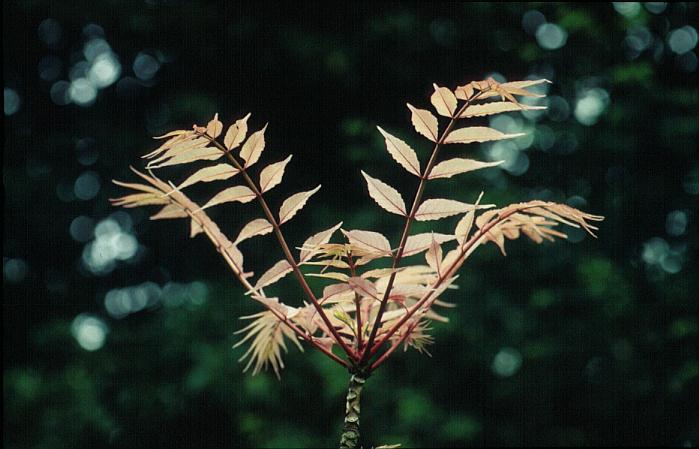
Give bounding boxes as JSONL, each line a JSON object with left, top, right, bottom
{"left": 157, "top": 176, "right": 351, "bottom": 369}
{"left": 203, "top": 134, "right": 359, "bottom": 362}
{"left": 347, "top": 256, "right": 364, "bottom": 351}
{"left": 359, "top": 93, "right": 483, "bottom": 365}
{"left": 369, "top": 208, "right": 524, "bottom": 370}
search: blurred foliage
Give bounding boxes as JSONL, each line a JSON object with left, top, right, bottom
{"left": 3, "top": 1, "right": 699, "bottom": 447}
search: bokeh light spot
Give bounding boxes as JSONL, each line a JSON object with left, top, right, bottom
{"left": 489, "top": 141, "right": 529, "bottom": 176}
{"left": 82, "top": 217, "right": 140, "bottom": 275}
{"left": 69, "top": 78, "right": 97, "bottom": 106}
{"left": 89, "top": 52, "right": 121, "bottom": 88}
{"left": 82, "top": 23, "right": 105, "bottom": 39}
{"left": 70, "top": 216, "right": 95, "bottom": 243}
{"left": 4, "top": 258, "right": 28, "bottom": 283}
{"left": 612, "top": 2, "right": 641, "bottom": 18}
{"left": 83, "top": 38, "right": 111, "bottom": 61}
{"left": 38, "top": 18, "right": 62, "bottom": 46}
{"left": 105, "top": 282, "right": 161, "bottom": 318}
{"left": 4, "top": 88, "right": 21, "bottom": 115}
{"left": 668, "top": 26, "right": 698, "bottom": 55}
{"left": 642, "top": 238, "right": 669, "bottom": 265}
{"left": 666, "top": 210, "right": 688, "bottom": 237}
{"left": 625, "top": 26, "right": 653, "bottom": 54}
{"left": 535, "top": 23, "right": 568, "bottom": 50}
{"left": 71, "top": 314, "right": 108, "bottom": 351}
{"left": 522, "top": 10, "right": 546, "bottom": 35}
{"left": 644, "top": 2, "right": 667, "bottom": 14}
{"left": 74, "top": 171, "right": 101, "bottom": 200}
{"left": 574, "top": 88, "right": 609, "bottom": 126}
{"left": 50, "top": 80, "right": 71, "bottom": 105}
{"left": 133, "top": 52, "right": 161, "bottom": 80}
{"left": 492, "top": 347, "right": 522, "bottom": 377}
{"left": 677, "top": 51, "right": 698, "bottom": 72}
{"left": 642, "top": 237, "right": 685, "bottom": 274}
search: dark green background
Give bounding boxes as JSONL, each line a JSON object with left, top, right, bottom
{"left": 4, "top": 2, "right": 698, "bottom": 447}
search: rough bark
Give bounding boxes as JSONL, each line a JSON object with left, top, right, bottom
{"left": 339, "top": 373, "right": 366, "bottom": 449}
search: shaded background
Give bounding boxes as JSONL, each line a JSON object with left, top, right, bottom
{"left": 4, "top": 1, "right": 699, "bottom": 447}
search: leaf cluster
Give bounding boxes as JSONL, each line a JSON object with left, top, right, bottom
{"left": 112, "top": 77, "right": 603, "bottom": 376}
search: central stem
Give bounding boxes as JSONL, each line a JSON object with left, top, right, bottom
{"left": 339, "top": 373, "right": 367, "bottom": 449}
{"left": 360, "top": 92, "right": 482, "bottom": 364}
